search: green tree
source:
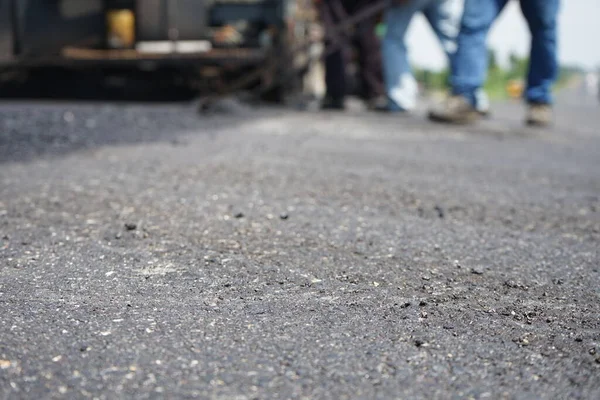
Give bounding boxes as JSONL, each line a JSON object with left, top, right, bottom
{"left": 507, "top": 52, "right": 528, "bottom": 80}
{"left": 488, "top": 49, "right": 499, "bottom": 71}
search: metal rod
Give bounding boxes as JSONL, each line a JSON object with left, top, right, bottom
{"left": 199, "top": 0, "right": 390, "bottom": 109}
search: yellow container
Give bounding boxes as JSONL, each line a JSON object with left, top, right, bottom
{"left": 106, "top": 10, "right": 135, "bottom": 49}
{"left": 506, "top": 79, "right": 524, "bottom": 99}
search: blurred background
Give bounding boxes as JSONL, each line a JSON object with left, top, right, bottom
{"left": 0, "top": 0, "right": 598, "bottom": 102}
{"left": 0, "top": 0, "right": 318, "bottom": 101}
{"left": 405, "top": 0, "right": 600, "bottom": 102}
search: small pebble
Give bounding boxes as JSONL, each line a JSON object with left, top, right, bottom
{"left": 63, "top": 111, "right": 75, "bottom": 123}
{"left": 280, "top": 213, "right": 289, "bottom": 220}
{"left": 471, "top": 267, "right": 484, "bottom": 275}
{"left": 234, "top": 212, "right": 245, "bottom": 219}
{"left": 125, "top": 223, "right": 137, "bottom": 231}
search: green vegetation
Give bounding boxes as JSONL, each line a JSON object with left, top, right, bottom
{"left": 414, "top": 50, "right": 582, "bottom": 99}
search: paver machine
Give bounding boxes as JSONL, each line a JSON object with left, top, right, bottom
{"left": 0, "top": 0, "right": 319, "bottom": 100}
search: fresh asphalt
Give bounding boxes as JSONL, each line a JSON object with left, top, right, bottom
{"left": 1, "top": 85, "right": 599, "bottom": 399}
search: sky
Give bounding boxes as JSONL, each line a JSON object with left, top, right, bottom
{"left": 405, "top": 0, "right": 600, "bottom": 71}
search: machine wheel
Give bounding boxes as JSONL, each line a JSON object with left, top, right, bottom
{"left": 260, "top": 1, "right": 317, "bottom": 104}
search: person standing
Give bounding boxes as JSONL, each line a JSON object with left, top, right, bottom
{"left": 382, "top": 0, "right": 489, "bottom": 113}
{"left": 319, "top": 0, "right": 386, "bottom": 110}
{"left": 428, "top": 0, "right": 560, "bottom": 126}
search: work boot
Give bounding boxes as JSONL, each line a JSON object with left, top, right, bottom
{"left": 428, "top": 95, "right": 482, "bottom": 124}
{"left": 321, "top": 96, "right": 345, "bottom": 111}
{"left": 526, "top": 103, "right": 553, "bottom": 127}
{"left": 366, "top": 95, "right": 389, "bottom": 111}
{"left": 478, "top": 109, "right": 491, "bottom": 118}
{"left": 475, "top": 89, "right": 491, "bottom": 118}
{"left": 370, "top": 97, "right": 409, "bottom": 114}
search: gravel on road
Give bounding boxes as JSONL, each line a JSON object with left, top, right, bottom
{"left": 1, "top": 97, "right": 599, "bottom": 399}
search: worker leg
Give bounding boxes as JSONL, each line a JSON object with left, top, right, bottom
{"left": 519, "top": 0, "right": 560, "bottom": 105}
{"left": 382, "top": 0, "right": 430, "bottom": 111}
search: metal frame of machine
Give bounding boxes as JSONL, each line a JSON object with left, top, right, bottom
{"left": 0, "top": 0, "right": 388, "bottom": 103}
{"left": 1, "top": 1, "right": 304, "bottom": 65}
{"left": 0, "top": 1, "right": 317, "bottom": 97}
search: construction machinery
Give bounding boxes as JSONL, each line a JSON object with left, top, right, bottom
{"left": 0, "top": 0, "right": 391, "bottom": 104}
{"left": 0, "top": 0, "right": 319, "bottom": 100}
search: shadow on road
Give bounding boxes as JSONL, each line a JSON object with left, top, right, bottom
{"left": 0, "top": 68, "right": 262, "bottom": 165}
{"left": 0, "top": 67, "right": 199, "bottom": 102}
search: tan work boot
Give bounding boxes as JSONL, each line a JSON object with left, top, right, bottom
{"left": 428, "top": 95, "right": 482, "bottom": 124}
{"left": 526, "top": 103, "right": 553, "bottom": 127}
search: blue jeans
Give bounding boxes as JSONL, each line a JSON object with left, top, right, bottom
{"left": 451, "top": 0, "right": 560, "bottom": 105}
{"left": 383, "top": 0, "right": 463, "bottom": 111}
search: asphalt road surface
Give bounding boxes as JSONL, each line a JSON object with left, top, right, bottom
{"left": 1, "top": 87, "right": 599, "bottom": 399}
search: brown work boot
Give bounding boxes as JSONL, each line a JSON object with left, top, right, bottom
{"left": 526, "top": 103, "right": 553, "bottom": 127}
{"left": 428, "top": 95, "right": 482, "bottom": 124}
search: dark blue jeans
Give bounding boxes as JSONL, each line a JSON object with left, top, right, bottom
{"left": 450, "top": 0, "right": 560, "bottom": 106}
